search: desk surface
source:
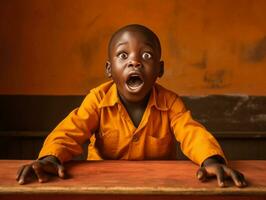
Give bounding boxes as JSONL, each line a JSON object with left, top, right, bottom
{"left": 0, "top": 160, "right": 265, "bottom": 196}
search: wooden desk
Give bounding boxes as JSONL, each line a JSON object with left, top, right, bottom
{"left": 0, "top": 160, "right": 265, "bottom": 200}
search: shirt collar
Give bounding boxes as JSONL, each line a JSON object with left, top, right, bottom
{"left": 149, "top": 83, "right": 169, "bottom": 111}
{"left": 99, "top": 82, "right": 169, "bottom": 111}
{"left": 99, "top": 83, "right": 120, "bottom": 108}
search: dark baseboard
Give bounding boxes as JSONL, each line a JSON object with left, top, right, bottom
{"left": 1, "top": 95, "right": 266, "bottom": 132}
{"left": 1, "top": 95, "right": 266, "bottom": 160}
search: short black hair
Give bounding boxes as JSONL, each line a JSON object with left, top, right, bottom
{"left": 108, "top": 24, "right": 161, "bottom": 58}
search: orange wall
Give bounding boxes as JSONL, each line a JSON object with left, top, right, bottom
{"left": 1, "top": 0, "right": 266, "bottom": 95}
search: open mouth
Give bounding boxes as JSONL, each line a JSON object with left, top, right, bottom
{"left": 126, "top": 74, "right": 144, "bottom": 91}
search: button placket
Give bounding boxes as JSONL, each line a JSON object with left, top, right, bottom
{"left": 119, "top": 104, "right": 135, "bottom": 128}
{"left": 132, "top": 134, "right": 139, "bottom": 142}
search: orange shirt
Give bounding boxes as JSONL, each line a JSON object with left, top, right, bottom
{"left": 39, "top": 81, "right": 226, "bottom": 165}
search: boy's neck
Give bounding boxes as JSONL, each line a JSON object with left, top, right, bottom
{"left": 118, "top": 92, "right": 151, "bottom": 128}
{"left": 118, "top": 92, "right": 150, "bottom": 110}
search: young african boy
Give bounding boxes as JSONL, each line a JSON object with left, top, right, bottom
{"left": 16, "top": 24, "right": 247, "bottom": 187}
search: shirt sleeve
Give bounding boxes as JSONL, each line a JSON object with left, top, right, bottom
{"left": 38, "top": 89, "right": 100, "bottom": 163}
{"left": 169, "top": 96, "right": 226, "bottom": 166}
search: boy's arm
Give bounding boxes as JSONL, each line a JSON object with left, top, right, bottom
{"left": 168, "top": 96, "right": 226, "bottom": 165}
{"left": 169, "top": 96, "right": 247, "bottom": 187}
{"left": 17, "top": 90, "right": 100, "bottom": 184}
{"left": 38, "top": 90, "right": 100, "bottom": 163}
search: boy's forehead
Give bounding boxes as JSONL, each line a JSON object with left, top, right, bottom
{"left": 113, "top": 30, "right": 157, "bottom": 47}
{"left": 108, "top": 26, "right": 161, "bottom": 56}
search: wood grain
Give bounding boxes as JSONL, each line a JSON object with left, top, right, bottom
{"left": 0, "top": 160, "right": 265, "bottom": 198}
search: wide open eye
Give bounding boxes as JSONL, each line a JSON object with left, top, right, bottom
{"left": 118, "top": 52, "right": 128, "bottom": 59}
{"left": 142, "top": 52, "right": 152, "bottom": 60}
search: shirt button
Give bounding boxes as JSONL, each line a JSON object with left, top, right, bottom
{"left": 132, "top": 135, "right": 139, "bottom": 142}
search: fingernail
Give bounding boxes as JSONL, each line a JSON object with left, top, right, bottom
{"left": 18, "top": 180, "right": 24, "bottom": 185}
{"left": 59, "top": 171, "right": 63, "bottom": 176}
{"left": 39, "top": 178, "right": 46, "bottom": 183}
{"left": 197, "top": 172, "right": 202, "bottom": 179}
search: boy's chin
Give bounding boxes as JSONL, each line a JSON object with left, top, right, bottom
{"left": 120, "top": 91, "right": 150, "bottom": 104}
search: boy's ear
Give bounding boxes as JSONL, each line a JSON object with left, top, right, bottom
{"left": 105, "top": 61, "right": 112, "bottom": 78}
{"left": 158, "top": 61, "right": 164, "bottom": 78}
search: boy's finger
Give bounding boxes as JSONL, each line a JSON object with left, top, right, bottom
{"left": 18, "top": 165, "right": 32, "bottom": 185}
{"left": 32, "top": 162, "right": 49, "bottom": 183}
{"left": 230, "top": 171, "right": 242, "bottom": 187}
{"left": 57, "top": 164, "right": 66, "bottom": 179}
{"left": 42, "top": 159, "right": 66, "bottom": 179}
{"left": 238, "top": 172, "right": 248, "bottom": 187}
{"left": 216, "top": 167, "right": 225, "bottom": 187}
{"left": 40, "top": 160, "right": 58, "bottom": 175}
{"left": 16, "top": 165, "right": 25, "bottom": 181}
{"left": 229, "top": 170, "right": 248, "bottom": 187}
{"left": 41, "top": 159, "right": 65, "bottom": 178}
{"left": 196, "top": 167, "right": 207, "bottom": 181}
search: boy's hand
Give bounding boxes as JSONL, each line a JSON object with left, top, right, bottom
{"left": 16, "top": 156, "right": 66, "bottom": 185}
{"left": 196, "top": 156, "right": 247, "bottom": 187}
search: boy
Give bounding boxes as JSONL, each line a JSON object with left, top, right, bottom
{"left": 16, "top": 24, "right": 247, "bottom": 187}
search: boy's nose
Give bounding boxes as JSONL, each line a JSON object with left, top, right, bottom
{"left": 128, "top": 60, "right": 141, "bottom": 68}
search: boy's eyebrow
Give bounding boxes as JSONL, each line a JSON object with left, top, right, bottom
{"left": 116, "top": 42, "right": 128, "bottom": 47}
{"left": 143, "top": 42, "right": 155, "bottom": 49}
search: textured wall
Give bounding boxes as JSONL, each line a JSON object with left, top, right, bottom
{"left": 1, "top": 0, "right": 266, "bottom": 95}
